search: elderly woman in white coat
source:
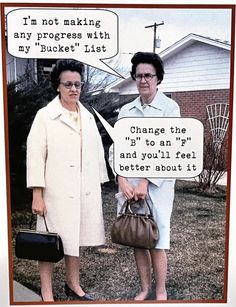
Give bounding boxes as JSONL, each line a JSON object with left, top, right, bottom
{"left": 111, "top": 52, "right": 180, "bottom": 301}
{"left": 27, "top": 59, "right": 108, "bottom": 302}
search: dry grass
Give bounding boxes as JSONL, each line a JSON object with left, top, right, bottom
{"left": 11, "top": 180, "right": 227, "bottom": 302}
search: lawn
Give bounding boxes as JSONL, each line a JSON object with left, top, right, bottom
{"left": 11, "top": 180, "right": 227, "bottom": 302}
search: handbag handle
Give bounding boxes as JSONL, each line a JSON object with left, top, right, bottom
{"left": 128, "top": 197, "right": 153, "bottom": 216}
{"left": 29, "top": 213, "right": 49, "bottom": 232}
{"left": 119, "top": 196, "right": 154, "bottom": 216}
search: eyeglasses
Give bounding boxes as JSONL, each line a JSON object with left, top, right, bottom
{"left": 60, "top": 81, "right": 84, "bottom": 89}
{"left": 133, "top": 73, "right": 157, "bottom": 82}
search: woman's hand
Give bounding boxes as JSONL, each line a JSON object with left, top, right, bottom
{"left": 133, "top": 179, "right": 149, "bottom": 200}
{"left": 117, "top": 176, "right": 134, "bottom": 200}
{"left": 32, "top": 187, "right": 47, "bottom": 216}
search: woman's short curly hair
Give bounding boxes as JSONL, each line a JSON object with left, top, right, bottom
{"left": 50, "top": 59, "right": 85, "bottom": 92}
{"left": 130, "top": 52, "right": 164, "bottom": 84}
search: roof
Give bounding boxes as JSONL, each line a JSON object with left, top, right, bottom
{"left": 103, "top": 33, "right": 231, "bottom": 93}
{"left": 159, "top": 33, "right": 230, "bottom": 60}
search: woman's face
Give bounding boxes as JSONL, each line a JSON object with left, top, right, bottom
{"left": 135, "top": 63, "right": 158, "bottom": 101}
{"left": 57, "top": 70, "right": 82, "bottom": 105}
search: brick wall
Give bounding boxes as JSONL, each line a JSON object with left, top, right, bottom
{"left": 172, "top": 89, "right": 229, "bottom": 136}
{"left": 172, "top": 89, "right": 230, "bottom": 164}
{"left": 172, "top": 89, "right": 230, "bottom": 124}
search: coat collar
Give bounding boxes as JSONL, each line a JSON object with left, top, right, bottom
{"left": 128, "top": 90, "right": 166, "bottom": 112}
{"left": 46, "top": 95, "right": 84, "bottom": 132}
{"left": 47, "top": 95, "right": 73, "bottom": 119}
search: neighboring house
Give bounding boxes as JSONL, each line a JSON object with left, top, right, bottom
{"left": 6, "top": 53, "right": 36, "bottom": 83}
{"left": 102, "top": 33, "right": 231, "bottom": 153}
{"left": 6, "top": 51, "right": 55, "bottom": 84}
{"left": 105, "top": 33, "right": 231, "bottom": 119}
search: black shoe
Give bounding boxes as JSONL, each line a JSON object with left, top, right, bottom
{"left": 64, "top": 283, "right": 95, "bottom": 301}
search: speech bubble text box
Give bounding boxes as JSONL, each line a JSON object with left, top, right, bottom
{"left": 94, "top": 109, "right": 204, "bottom": 178}
{"left": 7, "top": 8, "right": 122, "bottom": 77}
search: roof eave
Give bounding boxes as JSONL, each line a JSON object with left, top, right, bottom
{"left": 160, "top": 33, "right": 230, "bottom": 60}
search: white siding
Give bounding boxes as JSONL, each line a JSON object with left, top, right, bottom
{"left": 160, "top": 42, "right": 230, "bottom": 92}
{"left": 114, "top": 41, "right": 230, "bottom": 95}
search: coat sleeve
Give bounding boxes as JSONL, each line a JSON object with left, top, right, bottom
{"left": 165, "top": 99, "right": 181, "bottom": 118}
{"left": 26, "top": 110, "right": 47, "bottom": 188}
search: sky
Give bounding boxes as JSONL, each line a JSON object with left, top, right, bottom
{"left": 116, "top": 8, "right": 231, "bottom": 52}
{"left": 109, "top": 7, "right": 232, "bottom": 73}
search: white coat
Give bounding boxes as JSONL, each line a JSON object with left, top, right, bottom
{"left": 110, "top": 90, "right": 180, "bottom": 249}
{"left": 27, "top": 96, "right": 109, "bottom": 256}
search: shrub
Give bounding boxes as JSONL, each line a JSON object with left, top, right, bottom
{"left": 7, "top": 68, "right": 55, "bottom": 209}
{"left": 198, "top": 138, "right": 227, "bottom": 193}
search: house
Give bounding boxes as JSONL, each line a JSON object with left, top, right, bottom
{"left": 97, "top": 33, "right": 231, "bottom": 165}
{"left": 104, "top": 33, "right": 231, "bottom": 124}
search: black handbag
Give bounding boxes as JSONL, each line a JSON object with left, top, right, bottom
{"left": 15, "top": 214, "right": 64, "bottom": 263}
{"left": 111, "top": 197, "right": 159, "bottom": 249}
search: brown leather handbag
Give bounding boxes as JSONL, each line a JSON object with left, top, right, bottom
{"left": 111, "top": 197, "right": 159, "bottom": 249}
